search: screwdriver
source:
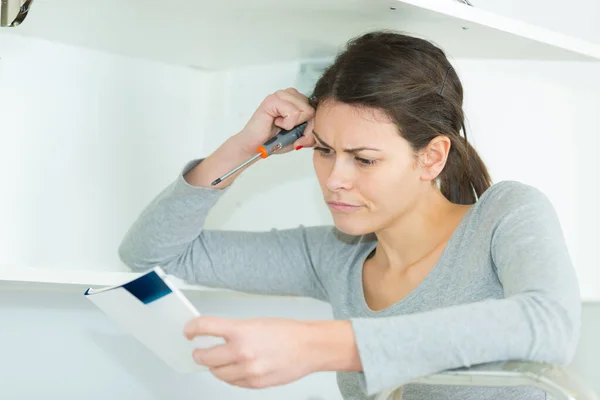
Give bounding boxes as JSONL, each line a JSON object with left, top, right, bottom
{"left": 211, "top": 121, "right": 308, "bottom": 186}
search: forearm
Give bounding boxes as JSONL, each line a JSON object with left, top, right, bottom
{"left": 183, "top": 133, "right": 257, "bottom": 189}
{"left": 348, "top": 293, "right": 579, "bottom": 396}
{"left": 118, "top": 160, "right": 226, "bottom": 272}
{"left": 306, "top": 320, "right": 362, "bottom": 373}
{"left": 119, "top": 134, "right": 258, "bottom": 271}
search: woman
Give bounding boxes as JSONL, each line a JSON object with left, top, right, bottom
{"left": 118, "top": 30, "right": 581, "bottom": 399}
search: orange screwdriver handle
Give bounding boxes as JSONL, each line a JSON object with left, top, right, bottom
{"left": 255, "top": 122, "right": 308, "bottom": 159}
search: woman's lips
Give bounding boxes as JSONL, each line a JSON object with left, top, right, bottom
{"left": 327, "top": 201, "right": 363, "bottom": 212}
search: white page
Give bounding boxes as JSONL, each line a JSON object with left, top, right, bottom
{"left": 85, "top": 267, "right": 225, "bottom": 372}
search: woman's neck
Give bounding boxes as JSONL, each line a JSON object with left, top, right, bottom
{"left": 371, "top": 190, "right": 471, "bottom": 274}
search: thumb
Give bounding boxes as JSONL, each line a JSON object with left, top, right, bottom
{"left": 184, "top": 316, "right": 234, "bottom": 340}
{"left": 293, "top": 118, "right": 316, "bottom": 150}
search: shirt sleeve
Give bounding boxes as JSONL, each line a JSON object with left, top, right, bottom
{"left": 118, "top": 159, "right": 331, "bottom": 301}
{"left": 349, "top": 183, "right": 582, "bottom": 396}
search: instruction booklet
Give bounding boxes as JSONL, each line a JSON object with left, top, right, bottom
{"left": 84, "top": 266, "right": 224, "bottom": 372}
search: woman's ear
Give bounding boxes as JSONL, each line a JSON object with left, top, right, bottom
{"left": 418, "top": 136, "right": 451, "bottom": 181}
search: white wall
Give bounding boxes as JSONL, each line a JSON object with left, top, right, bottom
{"left": 1, "top": 0, "right": 599, "bottom": 398}
{"left": 0, "top": 34, "right": 214, "bottom": 272}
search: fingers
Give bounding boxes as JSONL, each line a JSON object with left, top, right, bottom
{"left": 193, "top": 344, "right": 237, "bottom": 368}
{"left": 209, "top": 363, "right": 247, "bottom": 385}
{"left": 240, "top": 87, "right": 317, "bottom": 156}
{"left": 266, "top": 88, "right": 315, "bottom": 131}
{"left": 194, "top": 344, "right": 271, "bottom": 389}
{"left": 184, "top": 316, "right": 234, "bottom": 340}
{"left": 273, "top": 88, "right": 314, "bottom": 120}
{"left": 209, "top": 361, "right": 269, "bottom": 389}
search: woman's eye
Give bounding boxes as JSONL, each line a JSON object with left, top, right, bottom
{"left": 315, "top": 147, "right": 377, "bottom": 166}
{"left": 314, "top": 147, "right": 332, "bottom": 156}
{"left": 356, "top": 157, "right": 377, "bottom": 166}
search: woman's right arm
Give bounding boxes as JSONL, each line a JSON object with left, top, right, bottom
{"left": 118, "top": 89, "right": 330, "bottom": 300}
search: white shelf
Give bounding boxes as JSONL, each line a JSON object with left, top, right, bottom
{"left": 4, "top": 0, "right": 600, "bottom": 70}
{"left": 0, "top": 267, "right": 227, "bottom": 295}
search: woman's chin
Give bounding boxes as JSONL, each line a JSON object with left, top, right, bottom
{"left": 332, "top": 216, "right": 373, "bottom": 236}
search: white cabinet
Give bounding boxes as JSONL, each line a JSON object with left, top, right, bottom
{"left": 7, "top": 0, "right": 600, "bottom": 69}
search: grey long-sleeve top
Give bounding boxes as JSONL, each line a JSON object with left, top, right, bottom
{"left": 118, "top": 159, "right": 582, "bottom": 400}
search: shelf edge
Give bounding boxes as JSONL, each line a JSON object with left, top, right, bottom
{"left": 397, "top": 0, "right": 600, "bottom": 60}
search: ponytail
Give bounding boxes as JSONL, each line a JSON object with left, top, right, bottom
{"left": 439, "top": 124, "right": 492, "bottom": 205}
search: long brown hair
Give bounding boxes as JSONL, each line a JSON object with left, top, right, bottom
{"left": 309, "top": 30, "right": 492, "bottom": 205}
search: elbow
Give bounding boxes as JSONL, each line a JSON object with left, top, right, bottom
{"left": 556, "top": 306, "right": 581, "bottom": 365}
{"left": 117, "top": 231, "right": 184, "bottom": 275}
{"left": 545, "top": 324, "right": 580, "bottom": 366}
{"left": 527, "top": 294, "right": 582, "bottom": 366}
{"left": 117, "top": 235, "right": 154, "bottom": 273}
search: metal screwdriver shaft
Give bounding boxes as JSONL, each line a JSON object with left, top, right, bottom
{"left": 211, "top": 121, "right": 308, "bottom": 186}
{"left": 210, "top": 153, "right": 262, "bottom": 186}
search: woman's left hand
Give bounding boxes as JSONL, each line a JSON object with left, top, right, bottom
{"left": 184, "top": 316, "right": 360, "bottom": 389}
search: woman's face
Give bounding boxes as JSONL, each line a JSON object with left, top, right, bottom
{"left": 312, "top": 100, "right": 427, "bottom": 236}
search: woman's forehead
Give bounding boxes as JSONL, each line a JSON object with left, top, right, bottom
{"left": 314, "top": 102, "right": 400, "bottom": 146}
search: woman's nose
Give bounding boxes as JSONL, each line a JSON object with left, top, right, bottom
{"left": 325, "top": 159, "right": 354, "bottom": 192}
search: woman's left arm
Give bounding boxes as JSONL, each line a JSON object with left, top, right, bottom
{"left": 184, "top": 186, "right": 581, "bottom": 395}
{"left": 347, "top": 185, "right": 582, "bottom": 395}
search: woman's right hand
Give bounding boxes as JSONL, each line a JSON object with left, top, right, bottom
{"left": 184, "top": 88, "right": 317, "bottom": 189}
{"left": 232, "top": 88, "right": 317, "bottom": 157}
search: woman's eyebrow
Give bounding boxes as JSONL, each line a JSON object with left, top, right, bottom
{"left": 313, "top": 130, "right": 382, "bottom": 153}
